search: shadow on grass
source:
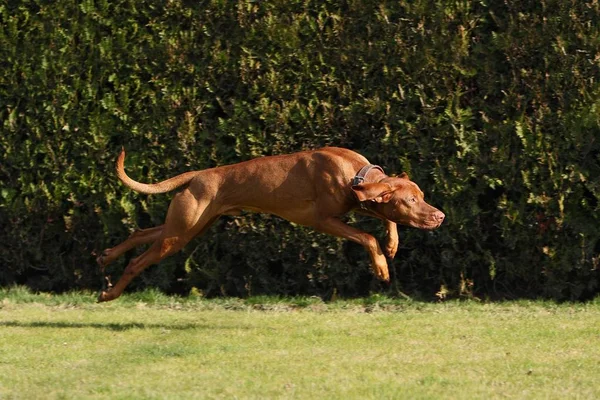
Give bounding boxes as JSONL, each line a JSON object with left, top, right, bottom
{"left": 0, "top": 320, "right": 239, "bottom": 331}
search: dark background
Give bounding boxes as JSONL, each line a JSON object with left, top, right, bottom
{"left": 1, "top": 0, "right": 599, "bottom": 300}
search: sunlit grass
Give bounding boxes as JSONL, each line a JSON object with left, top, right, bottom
{"left": 1, "top": 287, "right": 599, "bottom": 399}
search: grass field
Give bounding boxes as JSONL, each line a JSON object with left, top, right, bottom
{"left": 1, "top": 287, "right": 599, "bottom": 399}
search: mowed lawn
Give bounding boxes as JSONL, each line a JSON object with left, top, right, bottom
{"left": 1, "top": 289, "right": 599, "bottom": 399}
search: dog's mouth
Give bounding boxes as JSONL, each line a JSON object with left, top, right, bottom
{"left": 398, "top": 212, "right": 445, "bottom": 230}
{"left": 403, "top": 221, "right": 442, "bottom": 230}
{"left": 421, "top": 221, "right": 444, "bottom": 230}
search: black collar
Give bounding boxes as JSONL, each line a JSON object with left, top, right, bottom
{"left": 352, "top": 164, "right": 384, "bottom": 210}
{"left": 352, "top": 164, "right": 384, "bottom": 186}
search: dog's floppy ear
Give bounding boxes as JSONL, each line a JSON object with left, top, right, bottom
{"left": 352, "top": 182, "right": 394, "bottom": 203}
{"left": 398, "top": 172, "right": 409, "bottom": 179}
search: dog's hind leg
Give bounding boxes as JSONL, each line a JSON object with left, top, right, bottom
{"left": 98, "top": 189, "right": 219, "bottom": 302}
{"left": 96, "top": 225, "right": 164, "bottom": 268}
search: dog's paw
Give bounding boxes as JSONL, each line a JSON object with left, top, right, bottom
{"left": 384, "top": 238, "right": 399, "bottom": 259}
{"left": 97, "top": 291, "right": 109, "bottom": 303}
{"left": 374, "top": 267, "right": 390, "bottom": 282}
{"left": 384, "top": 245, "right": 398, "bottom": 259}
{"left": 97, "top": 290, "right": 116, "bottom": 303}
{"left": 96, "top": 249, "right": 111, "bottom": 268}
{"left": 96, "top": 255, "right": 105, "bottom": 267}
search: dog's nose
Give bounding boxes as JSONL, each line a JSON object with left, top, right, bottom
{"left": 433, "top": 211, "right": 445, "bottom": 223}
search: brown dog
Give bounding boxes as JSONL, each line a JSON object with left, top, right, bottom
{"left": 97, "top": 147, "right": 444, "bottom": 301}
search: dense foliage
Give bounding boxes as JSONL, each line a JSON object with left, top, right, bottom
{"left": 1, "top": 0, "right": 599, "bottom": 300}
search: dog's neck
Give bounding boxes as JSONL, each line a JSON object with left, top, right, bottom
{"left": 352, "top": 164, "right": 384, "bottom": 186}
{"left": 352, "top": 164, "right": 387, "bottom": 211}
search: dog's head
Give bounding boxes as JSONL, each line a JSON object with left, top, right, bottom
{"left": 352, "top": 173, "right": 445, "bottom": 230}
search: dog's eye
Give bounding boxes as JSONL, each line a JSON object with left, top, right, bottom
{"left": 409, "top": 197, "right": 417, "bottom": 203}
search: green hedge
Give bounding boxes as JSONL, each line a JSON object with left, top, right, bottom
{"left": 1, "top": 0, "right": 599, "bottom": 299}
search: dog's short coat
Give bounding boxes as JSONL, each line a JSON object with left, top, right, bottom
{"left": 97, "top": 147, "right": 444, "bottom": 301}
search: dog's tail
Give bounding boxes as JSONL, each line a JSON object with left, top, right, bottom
{"left": 116, "top": 148, "right": 198, "bottom": 194}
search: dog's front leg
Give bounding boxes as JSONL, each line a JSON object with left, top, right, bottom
{"left": 384, "top": 220, "right": 399, "bottom": 259}
{"left": 355, "top": 210, "right": 398, "bottom": 260}
{"left": 314, "top": 217, "right": 390, "bottom": 282}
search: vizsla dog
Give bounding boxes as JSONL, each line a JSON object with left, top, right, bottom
{"left": 97, "top": 147, "right": 444, "bottom": 302}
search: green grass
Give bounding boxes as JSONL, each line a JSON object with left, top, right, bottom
{"left": 1, "top": 287, "right": 600, "bottom": 399}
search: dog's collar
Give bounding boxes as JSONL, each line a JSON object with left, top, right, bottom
{"left": 352, "top": 164, "right": 384, "bottom": 210}
{"left": 352, "top": 164, "right": 384, "bottom": 186}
